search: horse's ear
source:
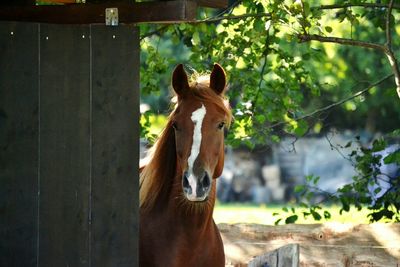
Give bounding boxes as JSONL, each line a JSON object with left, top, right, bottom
{"left": 210, "top": 63, "right": 226, "bottom": 95}
{"left": 172, "top": 64, "right": 190, "bottom": 97}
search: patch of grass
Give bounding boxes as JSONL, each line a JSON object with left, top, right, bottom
{"left": 213, "top": 203, "right": 372, "bottom": 225}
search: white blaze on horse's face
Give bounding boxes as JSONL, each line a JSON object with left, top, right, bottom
{"left": 188, "top": 104, "right": 206, "bottom": 175}
{"left": 182, "top": 103, "right": 211, "bottom": 202}
{"left": 186, "top": 104, "right": 206, "bottom": 200}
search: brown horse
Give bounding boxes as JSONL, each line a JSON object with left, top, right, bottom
{"left": 139, "top": 64, "right": 231, "bottom": 267}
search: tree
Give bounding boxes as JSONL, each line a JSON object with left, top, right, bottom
{"left": 140, "top": 0, "right": 400, "bottom": 223}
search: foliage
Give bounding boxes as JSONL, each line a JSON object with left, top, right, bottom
{"left": 140, "top": 0, "right": 400, "bottom": 223}
{"left": 276, "top": 129, "right": 400, "bottom": 224}
{"left": 214, "top": 203, "right": 372, "bottom": 225}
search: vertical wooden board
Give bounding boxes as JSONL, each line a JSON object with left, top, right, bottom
{"left": 91, "top": 25, "right": 139, "bottom": 267}
{"left": 277, "top": 244, "right": 299, "bottom": 267}
{"left": 248, "top": 250, "right": 277, "bottom": 267}
{"left": 0, "top": 22, "right": 39, "bottom": 267}
{"left": 39, "top": 24, "right": 90, "bottom": 267}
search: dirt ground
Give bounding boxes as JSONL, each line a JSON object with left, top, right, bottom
{"left": 219, "top": 223, "right": 400, "bottom": 267}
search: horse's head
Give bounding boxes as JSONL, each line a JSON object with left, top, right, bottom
{"left": 171, "top": 64, "right": 230, "bottom": 202}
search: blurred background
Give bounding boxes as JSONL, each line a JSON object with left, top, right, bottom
{"left": 139, "top": 0, "right": 400, "bottom": 224}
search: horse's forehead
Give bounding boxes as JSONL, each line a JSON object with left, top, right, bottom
{"left": 179, "top": 99, "right": 222, "bottom": 119}
{"left": 178, "top": 100, "right": 204, "bottom": 118}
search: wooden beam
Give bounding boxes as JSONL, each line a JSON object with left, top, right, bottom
{"left": 0, "top": 0, "right": 35, "bottom": 5}
{"left": 0, "top": 1, "right": 198, "bottom": 24}
{"left": 37, "top": 0, "right": 228, "bottom": 8}
{"left": 197, "top": 0, "right": 228, "bottom": 9}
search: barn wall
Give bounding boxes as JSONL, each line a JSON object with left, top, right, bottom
{"left": 0, "top": 21, "right": 40, "bottom": 267}
{"left": 0, "top": 22, "right": 139, "bottom": 267}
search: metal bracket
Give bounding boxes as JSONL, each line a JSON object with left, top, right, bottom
{"left": 105, "top": 8, "right": 118, "bottom": 26}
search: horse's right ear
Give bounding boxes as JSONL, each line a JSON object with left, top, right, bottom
{"left": 172, "top": 64, "right": 190, "bottom": 97}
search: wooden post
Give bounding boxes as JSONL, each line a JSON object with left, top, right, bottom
{"left": 248, "top": 244, "right": 299, "bottom": 267}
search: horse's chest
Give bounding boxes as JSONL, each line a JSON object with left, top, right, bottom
{"left": 140, "top": 215, "right": 224, "bottom": 267}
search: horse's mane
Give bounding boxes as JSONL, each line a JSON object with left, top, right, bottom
{"left": 140, "top": 75, "right": 232, "bottom": 212}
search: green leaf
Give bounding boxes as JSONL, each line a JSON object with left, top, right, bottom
{"left": 389, "top": 129, "right": 400, "bottom": 138}
{"left": 271, "top": 135, "right": 281, "bottom": 143}
{"left": 313, "top": 176, "right": 320, "bottom": 185}
{"left": 323, "top": 211, "right": 331, "bottom": 219}
{"left": 305, "top": 175, "right": 314, "bottom": 182}
{"left": 340, "top": 199, "right": 350, "bottom": 214}
{"left": 191, "top": 31, "right": 200, "bottom": 46}
{"left": 285, "top": 215, "right": 298, "bottom": 224}
{"left": 383, "top": 150, "right": 400, "bottom": 164}
{"left": 344, "top": 141, "right": 352, "bottom": 148}
{"left": 253, "top": 19, "right": 265, "bottom": 32}
{"left": 369, "top": 209, "right": 394, "bottom": 222}
{"left": 311, "top": 210, "right": 322, "bottom": 220}
{"left": 294, "top": 120, "right": 308, "bottom": 137}
{"left": 299, "top": 202, "right": 309, "bottom": 208}
{"left": 294, "top": 185, "right": 306, "bottom": 193}
{"left": 302, "top": 53, "right": 311, "bottom": 60}
{"left": 371, "top": 139, "right": 386, "bottom": 152}
{"left": 255, "top": 114, "right": 266, "bottom": 124}
{"left": 303, "top": 2, "right": 310, "bottom": 17}
{"left": 325, "top": 26, "right": 333, "bottom": 33}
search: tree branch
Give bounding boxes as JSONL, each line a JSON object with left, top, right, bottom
{"left": 318, "top": 3, "right": 400, "bottom": 10}
{"left": 139, "top": 12, "right": 271, "bottom": 40}
{"left": 298, "top": 29, "right": 400, "bottom": 99}
{"left": 297, "top": 34, "right": 386, "bottom": 52}
{"left": 252, "top": 27, "right": 271, "bottom": 114}
{"left": 386, "top": 0, "right": 394, "bottom": 48}
{"left": 195, "top": 12, "right": 271, "bottom": 24}
{"left": 140, "top": 25, "right": 169, "bottom": 41}
{"left": 268, "top": 74, "right": 394, "bottom": 130}
{"left": 384, "top": 0, "right": 400, "bottom": 99}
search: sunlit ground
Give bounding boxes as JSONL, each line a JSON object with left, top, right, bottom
{"left": 214, "top": 203, "right": 373, "bottom": 225}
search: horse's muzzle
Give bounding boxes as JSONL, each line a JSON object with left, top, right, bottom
{"left": 182, "top": 171, "right": 211, "bottom": 202}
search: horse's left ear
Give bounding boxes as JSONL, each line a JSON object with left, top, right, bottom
{"left": 210, "top": 63, "right": 226, "bottom": 95}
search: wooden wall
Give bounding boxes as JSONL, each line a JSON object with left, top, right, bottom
{"left": 0, "top": 22, "right": 139, "bottom": 267}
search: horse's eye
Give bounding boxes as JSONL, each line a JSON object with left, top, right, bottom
{"left": 217, "top": 122, "right": 225, "bottom": 130}
{"left": 172, "top": 122, "right": 178, "bottom": 130}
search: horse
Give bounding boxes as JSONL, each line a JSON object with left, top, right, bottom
{"left": 139, "top": 63, "right": 231, "bottom": 267}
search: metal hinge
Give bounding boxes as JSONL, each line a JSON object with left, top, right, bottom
{"left": 105, "top": 8, "right": 119, "bottom": 26}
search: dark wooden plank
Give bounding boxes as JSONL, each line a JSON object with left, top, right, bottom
{"left": 0, "top": 1, "right": 198, "bottom": 24}
{"left": 38, "top": 24, "right": 91, "bottom": 267}
{"left": 0, "top": 0, "right": 35, "bottom": 5}
{"left": 197, "top": 0, "right": 228, "bottom": 8}
{"left": 0, "top": 21, "right": 39, "bottom": 267}
{"left": 90, "top": 25, "right": 139, "bottom": 267}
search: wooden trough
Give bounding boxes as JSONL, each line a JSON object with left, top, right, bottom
{"left": 220, "top": 223, "right": 400, "bottom": 267}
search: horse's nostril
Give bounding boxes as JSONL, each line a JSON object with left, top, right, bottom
{"left": 182, "top": 172, "right": 191, "bottom": 194}
{"left": 201, "top": 173, "right": 211, "bottom": 189}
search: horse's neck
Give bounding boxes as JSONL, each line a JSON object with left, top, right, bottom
{"left": 150, "top": 178, "right": 216, "bottom": 234}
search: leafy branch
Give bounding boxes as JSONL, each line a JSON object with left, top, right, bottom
{"left": 266, "top": 73, "right": 393, "bottom": 131}
{"left": 297, "top": 34, "right": 385, "bottom": 52}
{"left": 298, "top": 0, "right": 400, "bottom": 99}
{"left": 318, "top": 2, "right": 400, "bottom": 11}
